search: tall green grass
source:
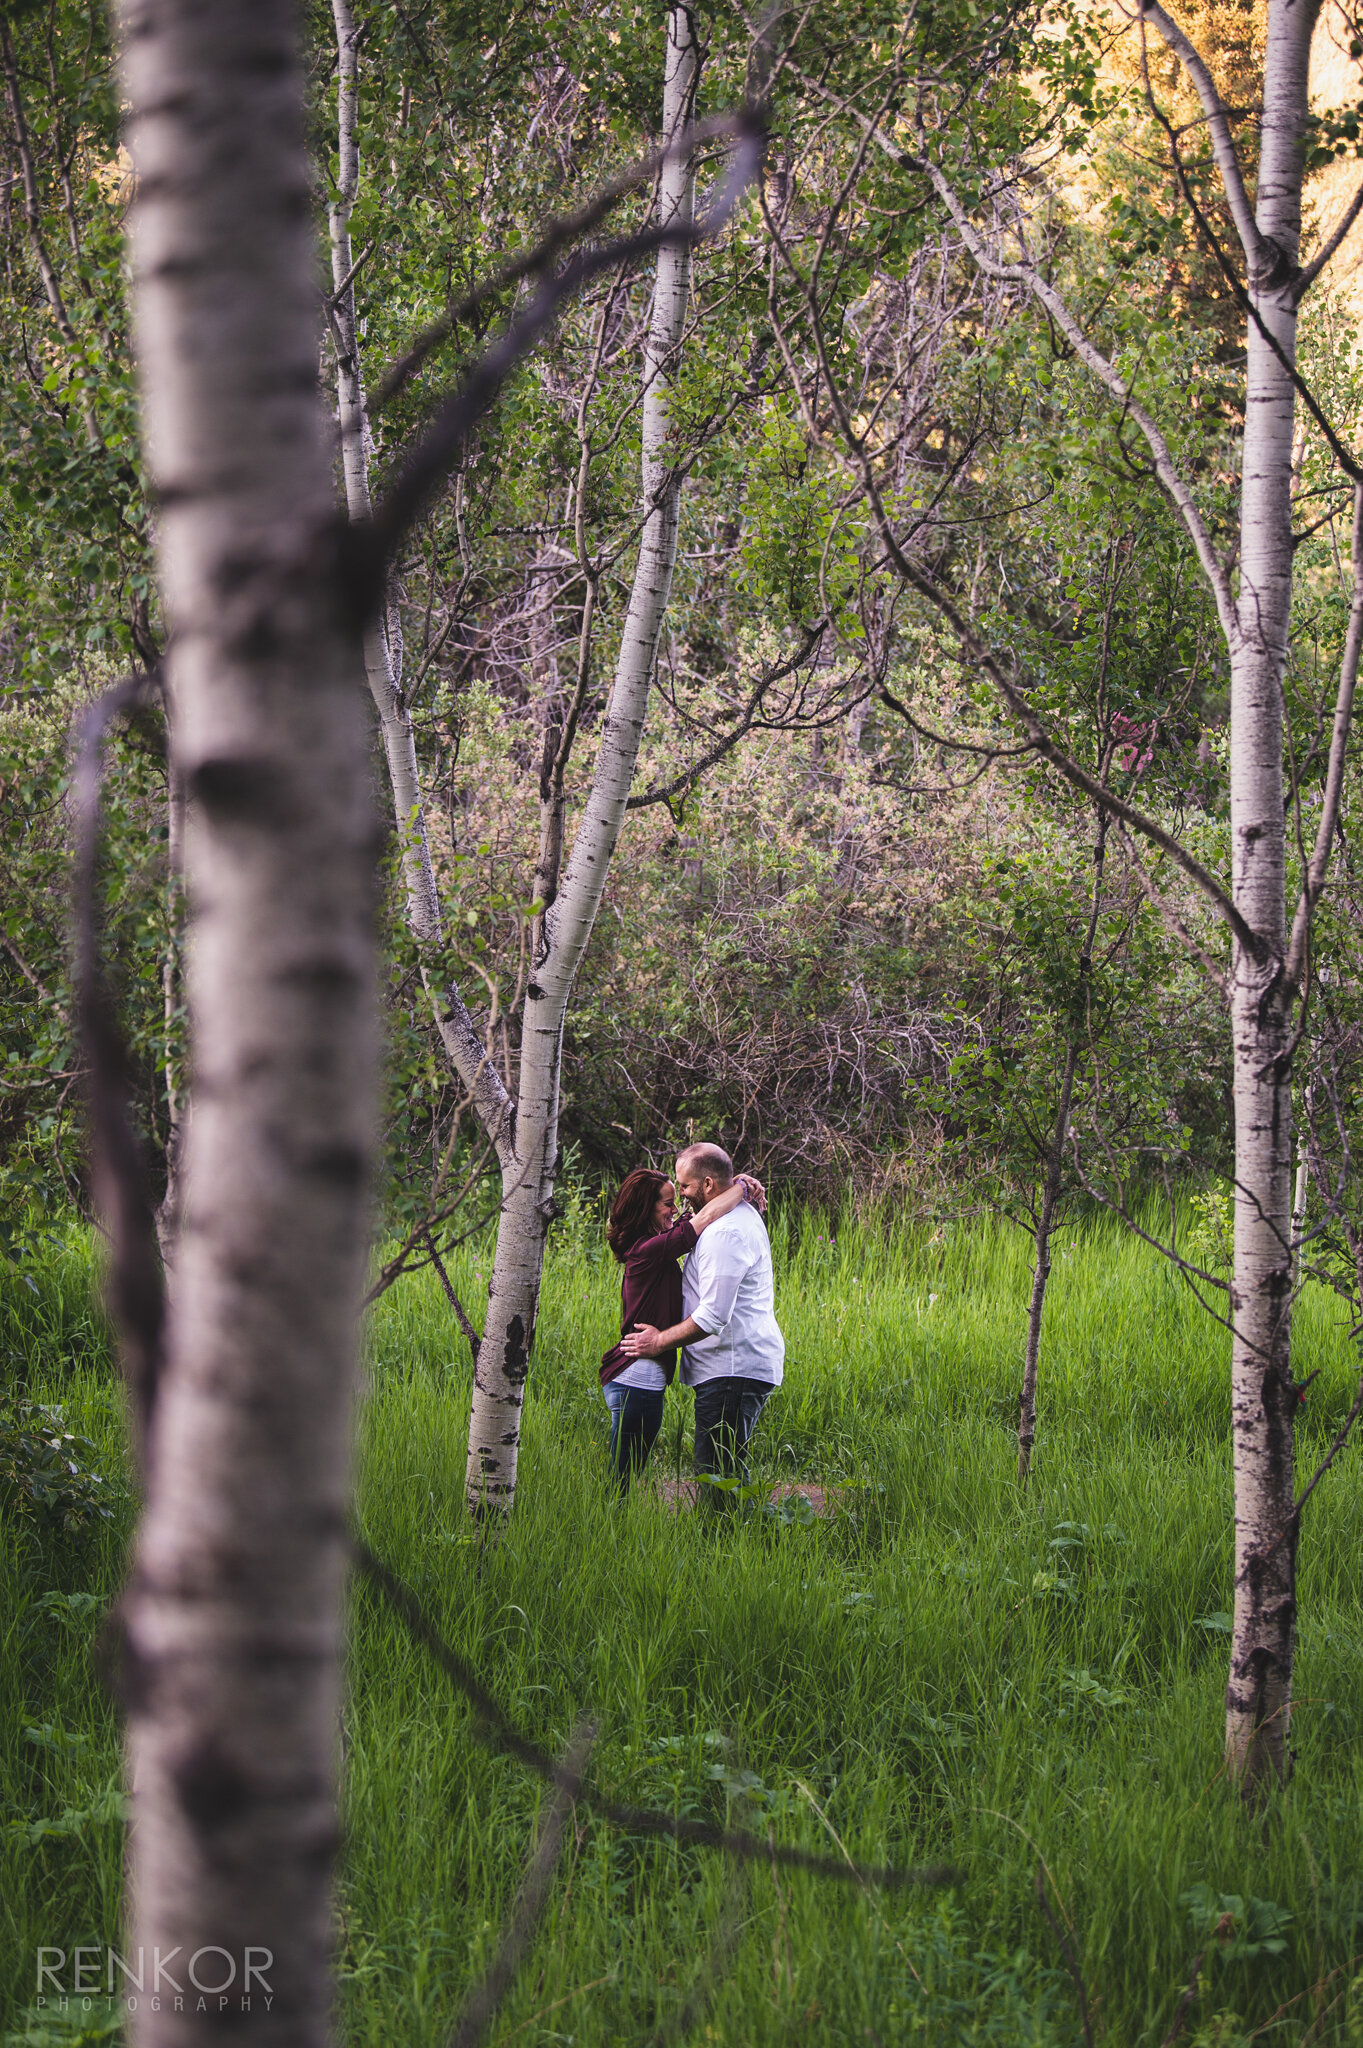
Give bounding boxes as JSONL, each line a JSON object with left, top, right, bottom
{"left": 5, "top": 1208, "right": 1363, "bottom": 2046}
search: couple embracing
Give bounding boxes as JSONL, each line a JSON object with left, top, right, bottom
{"left": 600, "top": 1142, "right": 784, "bottom": 1496}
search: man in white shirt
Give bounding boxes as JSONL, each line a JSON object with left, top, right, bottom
{"left": 618, "top": 1141, "right": 784, "bottom": 1491}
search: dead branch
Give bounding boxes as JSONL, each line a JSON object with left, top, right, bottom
{"left": 447, "top": 1718, "right": 596, "bottom": 2048}
{"left": 353, "top": 1537, "right": 962, "bottom": 1891}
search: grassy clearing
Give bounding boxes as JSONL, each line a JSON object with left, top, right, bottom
{"left": 4, "top": 1207, "right": 1363, "bottom": 2046}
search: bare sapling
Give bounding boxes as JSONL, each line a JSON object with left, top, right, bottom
{"left": 1017, "top": 805, "right": 1109, "bottom": 1483}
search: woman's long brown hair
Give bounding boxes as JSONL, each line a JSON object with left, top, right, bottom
{"left": 607, "top": 1168, "right": 668, "bottom": 1263}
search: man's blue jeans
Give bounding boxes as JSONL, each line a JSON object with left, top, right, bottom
{"left": 693, "top": 1376, "right": 771, "bottom": 1489}
{"left": 603, "top": 1381, "right": 665, "bottom": 1494}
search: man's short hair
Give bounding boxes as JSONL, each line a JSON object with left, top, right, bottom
{"left": 675, "top": 1141, "right": 733, "bottom": 1188}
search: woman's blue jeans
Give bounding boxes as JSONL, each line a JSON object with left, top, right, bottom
{"left": 603, "top": 1382, "right": 665, "bottom": 1494}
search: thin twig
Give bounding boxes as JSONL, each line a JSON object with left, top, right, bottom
{"left": 426, "top": 1230, "right": 482, "bottom": 1359}
{"left": 352, "top": 1538, "right": 962, "bottom": 1891}
{"left": 362, "top": 116, "right": 765, "bottom": 590}
{"left": 0, "top": 931, "right": 72, "bottom": 1028}
{"left": 447, "top": 1718, "right": 596, "bottom": 2048}
{"left": 327, "top": 238, "right": 373, "bottom": 311}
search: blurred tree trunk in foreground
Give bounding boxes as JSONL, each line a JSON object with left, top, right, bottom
{"left": 113, "top": 0, "right": 376, "bottom": 2041}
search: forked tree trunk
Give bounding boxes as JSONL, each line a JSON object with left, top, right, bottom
{"left": 1016, "top": 807, "right": 1107, "bottom": 1483}
{"left": 114, "top": 2, "right": 376, "bottom": 2042}
{"left": 1220, "top": 0, "right": 1318, "bottom": 1791}
{"left": 464, "top": 5, "right": 700, "bottom": 1511}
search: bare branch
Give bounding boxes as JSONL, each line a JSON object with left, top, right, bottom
{"left": 627, "top": 627, "right": 826, "bottom": 810}
{"left": 1289, "top": 1366, "right": 1363, "bottom": 1529}
{"left": 447, "top": 1719, "right": 596, "bottom": 2048}
{"left": 426, "top": 1231, "right": 482, "bottom": 1360}
{"left": 759, "top": 156, "right": 1254, "bottom": 952}
{"left": 904, "top": 146, "right": 1237, "bottom": 633}
{"left": 880, "top": 682, "right": 1036, "bottom": 762}
{"left": 0, "top": 930, "right": 72, "bottom": 1028}
{"left": 789, "top": 71, "right": 1238, "bottom": 635}
{"left": 0, "top": 17, "right": 102, "bottom": 449}
{"left": 1138, "top": 77, "right": 1363, "bottom": 485}
{"left": 352, "top": 1538, "right": 962, "bottom": 1891}
{"left": 1113, "top": 823, "right": 1229, "bottom": 996}
{"left": 1295, "top": 174, "right": 1363, "bottom": 297}
{"left": 371, "top": 114, "right": 752, "bottom": 415}
{"left": 368, "top": 124, "right": 764, "bottom": 578}
{"left": 884, "top": 553, "right": 1256, "bottom": 952}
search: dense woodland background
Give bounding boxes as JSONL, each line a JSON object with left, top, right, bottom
{"left": 3, "top": 0, "right": 1299, "bottom": 1230}
{"left": 8, "top": 0, "right": 1363, "bottom": 2041}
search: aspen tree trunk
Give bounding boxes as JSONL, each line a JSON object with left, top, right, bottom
{"left": 464, "top": 5, "right": 700, "bottom": 1511}
{"left": 114, "top": 3, "right": 376, "bottom": 2042}
{"left": 1221, "top": 0, "right": 1319, "bottom": 1790}
{"left": 326, "top": 0, "right": 514, "bottom": 1156}
{"left": 328, "top": 0, "right": 439, "bottom": 944}
{"left": 1016, "top": 808, "right": 1107, "bottom": 1483}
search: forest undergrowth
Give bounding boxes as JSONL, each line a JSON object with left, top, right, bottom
{"left": 4, "top": 1207, "right": 1363, "bottom": 2047}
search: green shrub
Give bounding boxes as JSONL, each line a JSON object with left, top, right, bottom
{"left": 0, "top": 1401, "right": 117, "bottom": 1534}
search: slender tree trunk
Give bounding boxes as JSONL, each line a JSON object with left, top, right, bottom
{"left": 1222, "top": 0, "right": 1319, "bottom": 1792}
{"left": 325, "top": 0, "right": 514, "bottom": 1156}
{"left": 113, "top": 5, "right": 376, "bottom": 2043}
{"left": 1290, "top": 1083, "right": 1311, "bottom": 1282}
{"left": 328, "top": 0, "right": 439, "bottom": 944}
{"left": 0, "top": 17, "right": 103, "bottom": 449}
{"left": 1016, "top": 807, "right": 1108, "bottom": 1482}
{"left": 1016, "top": 1040, "right": 1078, "bottom": 1484}
{"left": 464, "top": 5, "right": 700, "bottom": 1512}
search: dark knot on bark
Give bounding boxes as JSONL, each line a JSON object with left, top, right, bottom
{"left": 1251, "top": 238, "right": 1299, "bottom": 296}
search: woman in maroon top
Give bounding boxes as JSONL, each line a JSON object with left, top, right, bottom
{"left": 601, "top": 1166, "right": 762, "bottom": 1492}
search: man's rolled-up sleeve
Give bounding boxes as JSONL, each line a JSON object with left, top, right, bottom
{"left": 689, "top": 1234, "right": 748, "bottom": 1336}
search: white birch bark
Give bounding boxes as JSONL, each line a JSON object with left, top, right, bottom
{"left": 326, "top": 0, "right": 514, "bottom": 1154}
{"left": 804, "top": 0, "right": 1346, "bottom": 1790}
{"left": 463, "top": 5, "right": 700, "bottom": 1511}
{"left": 1220, "top": 0, "right": 1321, "bottom": 1789}
{"left": 112, "top": 0, "right": 377, "bottom": 2040}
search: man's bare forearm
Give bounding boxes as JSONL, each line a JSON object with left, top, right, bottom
{"left": 623, "top": 1314, "right": 705, "bottom": 1360}
{"left": 651, "top": 1315, "right": 704, "bottom": 1354}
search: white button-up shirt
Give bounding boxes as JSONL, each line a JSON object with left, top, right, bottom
{"left": 680, "top": 1203, "right": 784, "bottom": 1387}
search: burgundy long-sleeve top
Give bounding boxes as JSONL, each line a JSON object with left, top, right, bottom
{"left": 599, "top": 1215, "right": 698, "bottom": 1386}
